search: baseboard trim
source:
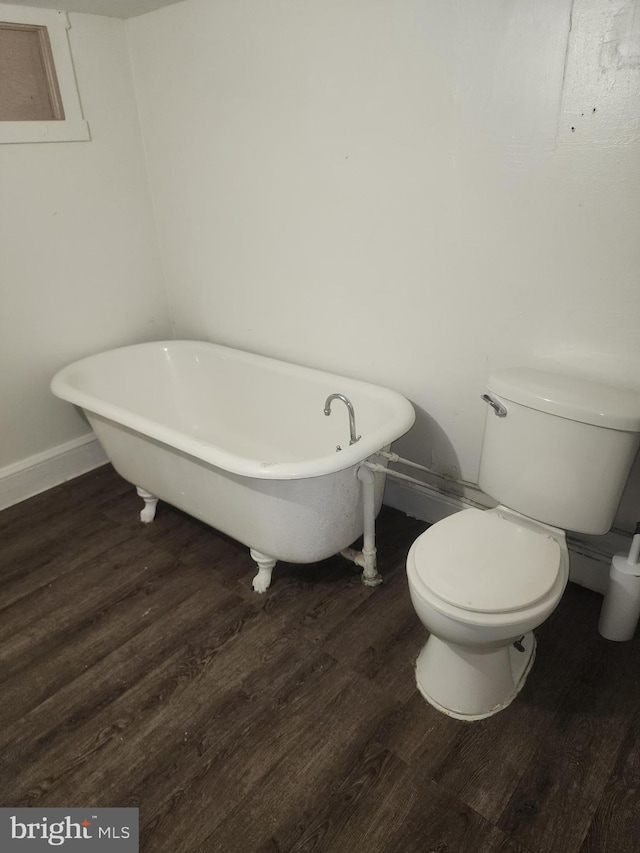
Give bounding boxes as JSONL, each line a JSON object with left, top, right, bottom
{"left": 384, "top": 478, "right": 623, "bottom": 596}
{"left": 0, "top": 434, "right": 108, "bottom": 511}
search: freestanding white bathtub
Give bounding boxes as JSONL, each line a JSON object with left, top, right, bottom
{"left": 51, "top": 341, "right": 415, "bottom": 592}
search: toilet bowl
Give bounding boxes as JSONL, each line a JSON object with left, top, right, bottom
{"left": 407, "top": 507, "right": 569, "bottom": 720}
{"left": 406, "top": 367, "right": 640, "bottom": 721}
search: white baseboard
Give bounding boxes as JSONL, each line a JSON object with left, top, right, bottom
{"left": 384, "top": 477, "right": 625, "bottom": 596}
{"left": 0, "top": 433, "right": 108, "bottom": 512}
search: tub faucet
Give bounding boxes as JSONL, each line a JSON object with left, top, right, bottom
{"left": 324, "top": 393, "right": 361, "bottom": 445}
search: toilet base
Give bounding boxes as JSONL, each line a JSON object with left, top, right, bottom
{"left": 415, "top": 631, "right": 536, "bottom": 721}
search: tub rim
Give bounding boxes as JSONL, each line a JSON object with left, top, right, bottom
{"left": 51, "top": 340, "right": 416, "bottom": 481}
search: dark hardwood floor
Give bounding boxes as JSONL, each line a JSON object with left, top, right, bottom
{"left": 1, "top": 465, "right": 640, "bottom": 852}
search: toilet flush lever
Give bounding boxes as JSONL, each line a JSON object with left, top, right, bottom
{"left": 481, "top": 394, "right": 508, "bottom": 418}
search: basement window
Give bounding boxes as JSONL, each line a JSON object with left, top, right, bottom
{"left": 0, "top": 4, "right": 89, "bottom": 143}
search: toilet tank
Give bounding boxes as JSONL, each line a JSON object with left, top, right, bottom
{"left": 478, "top": 368, "right": 640, "bottom": 534}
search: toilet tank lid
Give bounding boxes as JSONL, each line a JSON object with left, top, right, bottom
{"left": 487, "top": 368, "right": 640, "bottom": 432}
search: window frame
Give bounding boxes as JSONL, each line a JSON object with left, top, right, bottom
{"left": 0, "top": 4, "right": 89, "bottom": 144}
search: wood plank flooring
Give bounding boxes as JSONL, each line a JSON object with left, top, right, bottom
{"left": 1, "top": 465, "right": 640, "bottom": 852}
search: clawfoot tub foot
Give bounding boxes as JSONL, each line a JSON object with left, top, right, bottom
{"left": 250, "top": 549, "right": 277, "bottom": 593}
{"left": 136, "top": 487, "right": 158, "bottom": 523}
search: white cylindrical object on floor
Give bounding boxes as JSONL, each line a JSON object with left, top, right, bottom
{"left": 598, "top": 554, "right": 640, "bottom": 642}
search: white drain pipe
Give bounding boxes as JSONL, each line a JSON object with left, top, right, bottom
{"left": 340, "top": 463, "right": 382, "bottom": 587}
{"left": 341, "top": 454, "right": 479, "bottom": 589}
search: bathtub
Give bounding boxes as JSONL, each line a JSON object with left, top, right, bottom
{"left": 51, "top": 341, "right": 415, "bottom": 591}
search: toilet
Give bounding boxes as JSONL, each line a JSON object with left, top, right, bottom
{"left": 407, "top": 368, "right": 640, "bottom": 721}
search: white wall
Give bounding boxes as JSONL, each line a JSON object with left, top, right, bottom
{"left": 0, "top": 11, "right": 170, "bottom": 472}
{"left": 126, "top": 0, "right": 640, "bottom": 532}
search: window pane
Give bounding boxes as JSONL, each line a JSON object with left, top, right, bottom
{"left": 0, "top": 23, "right": 64, "bottom": 121}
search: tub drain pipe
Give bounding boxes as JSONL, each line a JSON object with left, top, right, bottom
{"left": 341, "top": 463, "right": 382, "bottom": 587}
{"left": 340, "top": 457, "right": 474, "bottom": 588}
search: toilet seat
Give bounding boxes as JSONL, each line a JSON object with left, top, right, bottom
{"left": 409, "top": 508, "right": 562, "bottom": 616}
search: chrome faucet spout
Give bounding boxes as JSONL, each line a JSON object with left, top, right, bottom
{"left": 324, "top": 393, "right": 361, "bottom": 445}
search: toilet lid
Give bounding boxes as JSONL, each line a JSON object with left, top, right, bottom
{"left": 412, "top": 508, "right": 561, "bottom": 614}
